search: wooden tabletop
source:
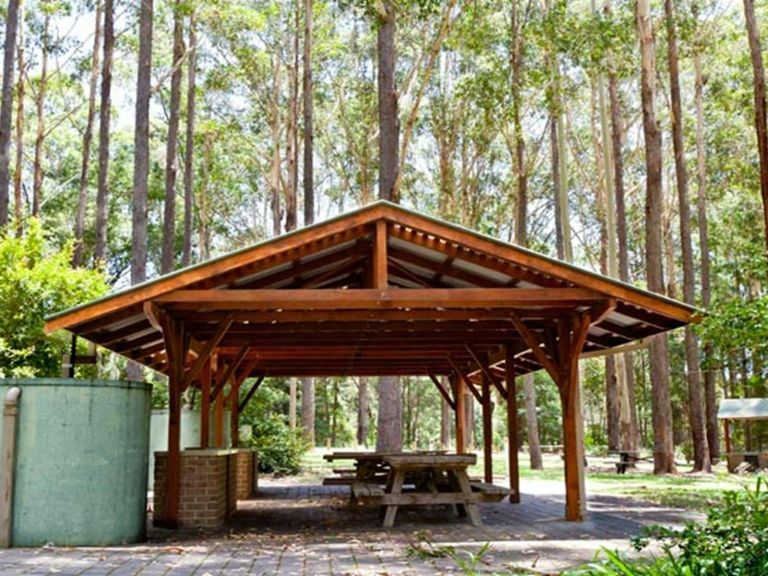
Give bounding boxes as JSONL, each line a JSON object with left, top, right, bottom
{"left": 323, "top": 450, "right": 449, "bottom": 462}
{"left": 383, "top": 453, "right": 477, "bottom": 468}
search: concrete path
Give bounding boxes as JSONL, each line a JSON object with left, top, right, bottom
{"left": 0, "top": 479, "right": 699, "bottom": 575}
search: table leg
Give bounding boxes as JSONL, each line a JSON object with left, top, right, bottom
{"left": 454, "top": 469, "right": 482, "bottom": 527}
{"left": 382, "top": 468, "right": 406, "bottom": 528}
{"left": 448, "top": 470, "right": 467, "bottom": 518}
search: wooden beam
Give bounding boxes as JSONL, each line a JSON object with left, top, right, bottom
{"left": 428, "top": 373, "right": 456, "bottom": 410}
{"left": 238, "top": 374, "right": 266, "bottom": 412}
{"left": 373, "top": 220, "right": 388, "bottom": 288}
{"left": 153, "top": 288, "right": 607, "bottom": 311}
{"left": 447, "top": 357, "right": 482, "bottom": 403}
{"left": 210, "top": 345, "right": 250, "bottom": 403}
{"left": 183, "top": 315, "right": 233, "bottom": 387}
{"left": 505, "top": 345, "right": 520, "bottom": 503}
{"left": 213, "top": 353, "right": 224, "bottom": 447}
{"left": 465, "top": 344, "right": 507, "bottom": 397}
{"left": 509, "top": 311, "right": 559, "bottom": 380}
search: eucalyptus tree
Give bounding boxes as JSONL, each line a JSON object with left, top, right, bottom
{"left": 0, "top": 0, "right": 22, "bottom": 227}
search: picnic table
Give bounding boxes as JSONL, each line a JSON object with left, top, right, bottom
{"left": 608, "top": 450, "right": 641, "bottom": 474}
{"left": 350, "top": 453, "right": 505, "bottom": 528}
{"left": 322, "top": 450, "right": 445, "bottom": 486}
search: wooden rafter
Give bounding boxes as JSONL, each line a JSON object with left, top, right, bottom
{"left": 238, "top": 374, "right": 266, "bottom": 412}
{"left": 508, "top": 310, "right": 558, "bottom": 381}
{"left": 428, "top": 373, "right": 456, "bottom": 410}
{"left": 183, "top": 315, "right": 233, "bottom": 387}
{"left": 465, "top": 344, "right": 507, "bottom": 397}
{"left": 211, "top": 345, "right": 250, "bottom": 403}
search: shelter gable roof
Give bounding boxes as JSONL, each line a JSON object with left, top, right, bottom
{"left": 718, "top": 398, "right": 768, "bottom": 421}
{"left": 45, "top": 201, "right": 700, "bottom": 379}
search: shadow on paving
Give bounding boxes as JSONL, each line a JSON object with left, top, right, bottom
{"left": 149, "top": 482, "right": 698, "bottom": 546}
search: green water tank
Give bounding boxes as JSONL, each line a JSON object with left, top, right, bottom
{"left": 0, "top": 378, "right": 152, "bottom": 547}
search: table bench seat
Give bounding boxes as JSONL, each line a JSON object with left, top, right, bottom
{"left": 470, "top": 481, "right": 510, "bottom": 502}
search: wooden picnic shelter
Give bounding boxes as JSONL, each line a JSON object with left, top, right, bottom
{"left": 45, "top": 201, "right": 698, "bottom": 526}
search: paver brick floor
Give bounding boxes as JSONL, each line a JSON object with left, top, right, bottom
{"left": 0, "top": 479, "right": 699, "bottom": 575}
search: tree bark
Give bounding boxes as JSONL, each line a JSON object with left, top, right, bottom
{"left": 510, "top": 0, "right": 542, "bottom": 470}
{"left": 285, "top": 0, "right": 299, "bottom": 233}
{"left": 181, "top": 11, "right": 196, "bottom": 267}
{"left": 12, "top": 4, "right": 24, "bottom": 236}
{"left": 300, "top": 376, "right": 315, "bottom": 445}
{"left": 303, "top": 0, "right": 313, "bottom": 225}
{"left": 74, "top": 0, "right": 102, "bottom": 267}
{"left": 440, "top": 376, "right": 450, "bottom": 450}
{"left": 694, "top": 49, "right": 719, "bottom": 462}
{"left": 357, "top": 376, "right": 369, "bottom": 446}
{"left": 376, "top": 375, "right": 402, "bottom": 452}
{"left": 743, "top": 0, "right": 768, "bottom": 255}
{"left": 0, "top": 0, "right": 21, "bottom": 227}
{"left": 161, "top": 0, "right": 184, "bottom": 274}
{"left": 289, "top": 379, "right": 297, "bottom": 429}
{"left": 95, "top": 0, "right": 114, "bottom": 264}
{"left": 664, "top": 0, "right": 710, "bottom": 472}
{"left": 31, "top": 13, "right": 49, "bottom": 217}
{"left": 128, "top": 0, "right": 153, "bottom": 381}
{"left": 377, "top": 0, "right": 398, "bottom": 202}
{"left": 637, "top": 0, "right": 675, "bottom": 474}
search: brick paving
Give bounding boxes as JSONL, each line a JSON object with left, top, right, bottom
{"left": 0, "top": 479, "right": 698, "bottom": 575}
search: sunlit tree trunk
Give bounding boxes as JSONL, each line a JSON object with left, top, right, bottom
{"left": 128, "top": 0, "right": 154, "bottom": 381}
{"left": 95, "top": 0, "right": 114, "bottom": 264}
{"left": 357, "top": 377, "right": 369, "bottom": 446}
{"left": 694, "top": 46, "right": 719, "bottom": 462}
{"left": 31, "top": 13, "right": 49, "bottom": 217}
{"left": 0, "top": 0, "right": 21, "bottom": 227}
{"left": 73, "top": 1, "right": 102, "bottom": 267}
{"left": 664, "top": 0, "right": 710, "bottom": 472}
{"left": 181, "top": 11, "right": 196, "bottom": 267}
{"left": 161, "top": 0, "right": 184, "bottom": 274}
{"left": 637, "top": 0, "right": 675, "bottom": 474}
{"left": 12, "top": 2, "right": 24, "bottom": 236}
{"left": 743, "top": 0, "right": 768, "bottom": 254}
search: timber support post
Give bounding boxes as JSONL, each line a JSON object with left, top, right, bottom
{"left": 505, "top": 344, "right": 520, "bottom": 503}
{"left": 480, "top": 354, "right": 493, "bottom": 484}
{"left": 200, "top": 358, "right": 211, "bottom": 448}
{"left": 451, "top": 373, "right": 466, "bottom": 454}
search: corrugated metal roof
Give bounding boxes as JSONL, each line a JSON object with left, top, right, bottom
{"left": 717, "top": 398, "right": 768, "bottom": 420}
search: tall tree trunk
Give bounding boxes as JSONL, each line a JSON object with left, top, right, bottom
{"left": 440, "top": 376, "right": 450, "bottom": 449}
{"left": 161, "top": 0, "right": 184, "bottom": 274}
{"left": 269, "top": 58, "right": 282, "bottom": 237}
{"left": 289, "top": 379, "right": 297, "bottom": 429}
{"left": 198, "top": 132, "right": 211, "bottom": 261}
{"left": 299, "top": 1, "right": 316, "bottom": 446}
{"left": 637, "top": 0, "right": 675, "bottom": 474}
{"left": 31, "top": 13, "right": 48, "bottom": 217}
{"left": 285, "top": 0, "right": 300, "bottom": 232}
{"left": 743, "top": 0, "right": 768, "bottom": 254}
{"left": 607, "top": 40, "right": 640, "bottom": 453}
{"left": 12, "top": 3, "right": 24, "bottom": 236}
{"left": 375, "top": 0, "right": 402, "bottom": 452}
{"left": 377, "top": 0, "right": 399, "bottom": 202}
{"left": 664, "top": 0, "right": 710, "bottom": 472}
{"left": 551, "top": 116, "right": 565, "bottom": 260}
{"left": 303, "top": 0, "right": 313, "bottom": 225}
{"left": 357, "top": 376, "right": 369, "bottom": 446}
{"left": 181, "top": 11, "right": 196, "bottom": 267}
{"left": 0, "top": 0, "right": 21, "bottom": 227}
{"left": 510, "top": 0, "right": 542, "bottom": 470}
{"left": 95, "top": 0, "right": 114, "bottom": 264}
{"left": 73, "top": 0, "right": 102, "bottom": 267}
{"left": 301, "top": 376, "right": 316, "bottom": 445}
{"left": 128, "top": 0, "right": 153, "bottom": 381}
{"left": 694, "top": 48, "right": 718, "bottom": 462}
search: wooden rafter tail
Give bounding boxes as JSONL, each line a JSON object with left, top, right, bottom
{"left": 428, "top": 373, "right": 456, "bottom": 410}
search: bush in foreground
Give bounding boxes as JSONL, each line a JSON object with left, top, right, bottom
{"left": 567, "top": 476, "right": 768, "bottom": 575}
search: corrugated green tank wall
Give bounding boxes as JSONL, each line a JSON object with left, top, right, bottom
{"left": 0, "top": 378, "right": 151, "bottom": 547}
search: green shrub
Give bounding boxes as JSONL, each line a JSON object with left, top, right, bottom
{"left": 248, "top": 413, "right": 310, "bottom": 475}
{"left": 567, "top": 476, "right": 768, "bottom": 576}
